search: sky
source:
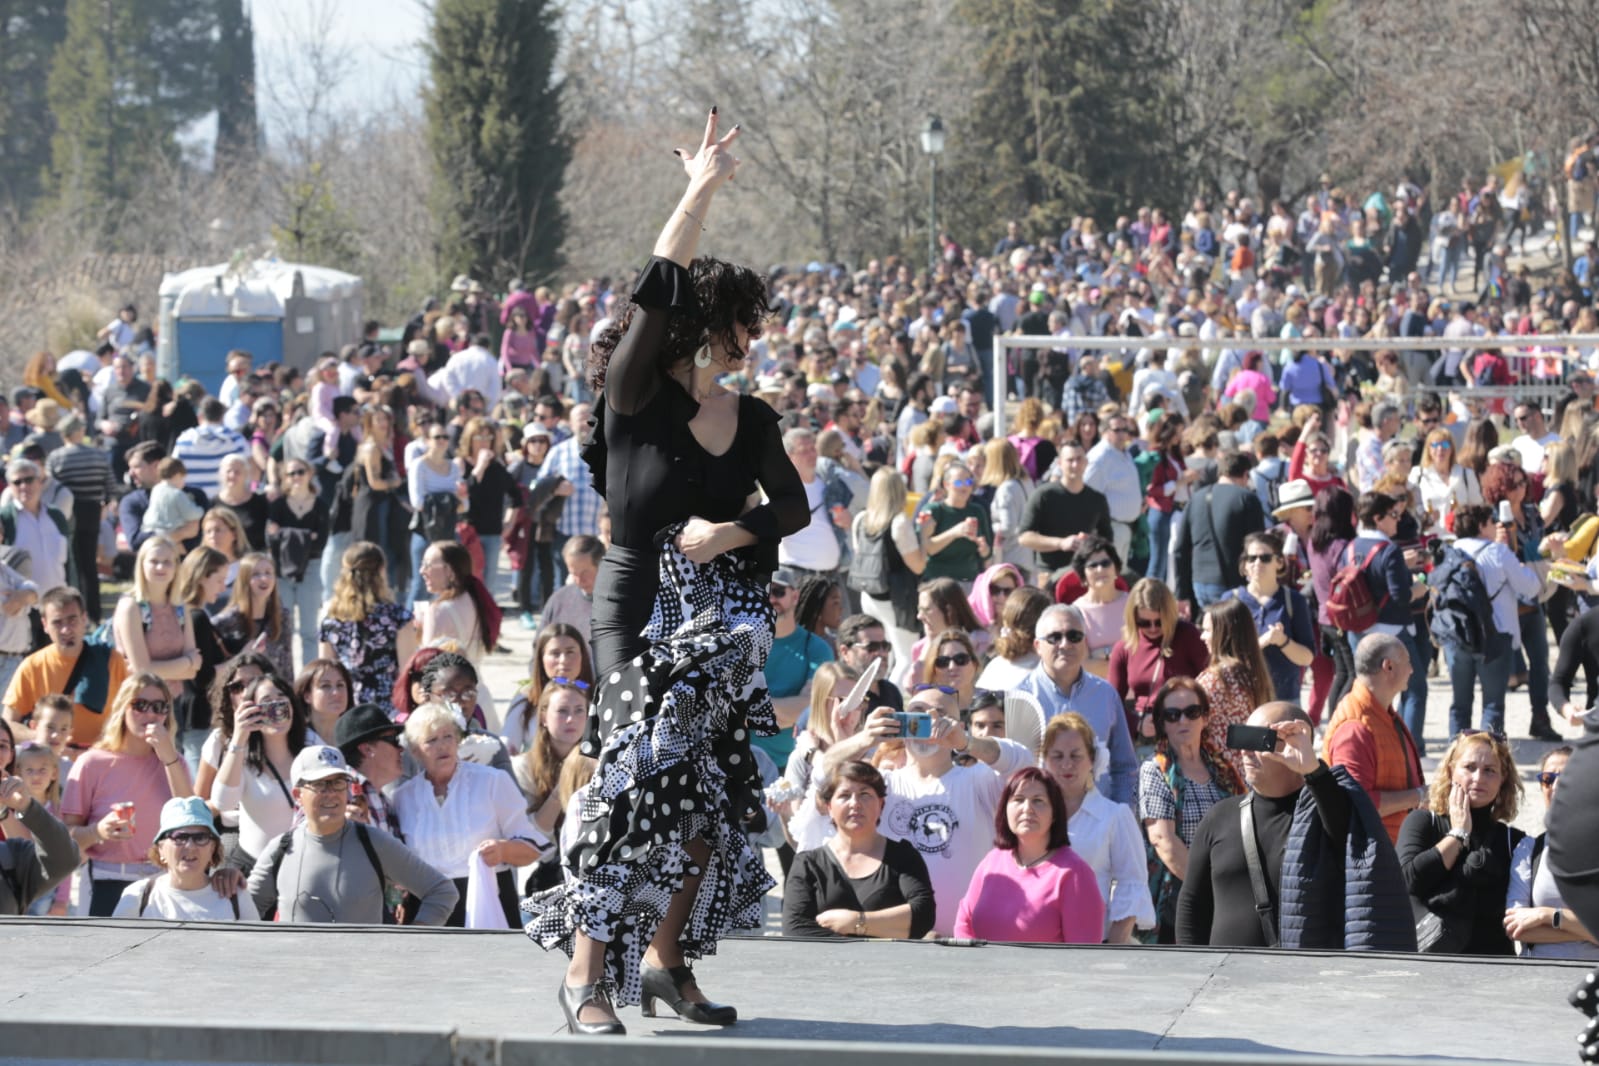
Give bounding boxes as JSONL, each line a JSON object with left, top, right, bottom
{"left": 251, "top": 0, "right": 433, "bottom": 135}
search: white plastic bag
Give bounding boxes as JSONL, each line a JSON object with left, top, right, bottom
{"left": 465, "top": 849, "right": 509, "bottom": 930}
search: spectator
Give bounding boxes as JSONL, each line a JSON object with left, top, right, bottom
{"left": 782, "top": 760, "right": 935, "bottom": 940}
{"left": 502, "top": 622, "right": 594, "bottom": 756}
{"left": 333, "top": 703, "right": 406, "bottom": 839}
{"left": 759, "top": 568, "right": 835, "bottom": 782}
{"left": 1506, "top": 747, "right": 1598, "bottom": 960}
{"left": 294, "top": 658, "right": 354, "bottom": 748}
{"left": 1109, "top": 578, "right": 1209, "bottom": 746}
{"left": 430, "top": 333, "right": 502, "bottom": 409}
{"left": 783, "top": 661, "right": 862, "bottom": 802}
{"left": 0, "top": 458, "right": 72, "bottom": 596}
{"left": 1015, "top": 604, "right": 1138, "bottom": 805}
{"left": 1084, "top": 413, "right": 1142, "bottom": 563}
{"left": 821, "top": 684, "right": 1030, "bottom": 937}
{"left": 249, "top": 744, "right": 458, "bottom": 925}
{"left": 954, "top": 765, "right": 1106, "bottom": 944}
{"left": 1017, "top": 439, "right": 1113, "bottom": 579}
{"left": 1175, "top": 450, "right": 1267, "bottom": 610}
{"left": 1225, "top": 531, "right": 1315, "bottom": 702}
{"left": 114, "top": 796, "right": 255, "bottom": 921}
{"left": 778, "top": 427, "right": 846, "bottom": 585}
{"left": 3, "top": 588, "right": 126, "bottom": 749}
{"left": 919, "top": 460, "right": 992, "bottom": 585}
{"left": 212, "top": 453, "right": 268, "bottom": 552}
{"left": 834, "top": 614, "right": 904, "bottom": 714}
{"left": 318, "top": 541, "right": 418, "bottom": 708}
{"left": 171, "top": 547, "right": 232, "bottom": 770}
{"left": 113, "top": 535, "right": 200, "bottom": 688}
{"left": 1348, "top": 490, "right": 1431, "bottom": 741}
{"left": 508, "top": 422, "right": 570, "bottom": 627}
{"left": 510, "top": 679, "right": 590, "bottom": 893}
{"left": 1140, "top": 414, "right": 1190, "bottom": 586}
{"left": 62, "top": 673, "right": 194, "bottom": 915}
{"left": 1444, "top": 505, "right": 1541, "bottom": 738}
{"left": 0, "top": 764, "right": 78, "bottom": 914}
{"left": 458, "top": 415, "right": 519, "bottom": 594}
{"left": 200, "top": 506, "right": 249, "bottom": 605}
{"left": 537, "top": 401, "right": 602, "bottom": 585}
{"left": 919, "top": 628, "right": 981, "bottom": 710}
{"left": 1069, "top": 537, "right": 1129, "bottom": 675}
{"left": 214, "top": 547, "right": 286, "bottom": 655}
{"left": 1139, "top": 678, "right": 1243, "bottom": 943}
{"left": 1039, "top": 711, "right": 1153, "bottom": 942}
{"left": 975, "top": 586, "right": 1049, "bottom": 691}
{"left": 1308, "top": 486, "right": 1359, "bottom": 712}
{"left": 979, "top": 438, "right": 1033, "bottom": 577}
{"left": 171, "top": 398, "right": 249, "bottom": 500}
{"left": 0, "top": 547, "right": 38, "bottom": 698}
{"left": 1399, "top": 730, "right": 1525, "bottom": 955}
{"left": 1177, "top": 702, "right": 1412, "bottom": 950}
{"left": 1196, "top": 598, "right": 1275, "bottom": 777}
{"left": 540, "top": 536, "right": 601, "bottom": 643}
{"left": 1409, "top": 428, "right": 1481, "bottom": 536}
{"left": 267, "top": 456, "right": 330, "bottom": 669}
{"left": 211, "top": 672, "right": 308, "bottom": 868}
{"left": 1321, "top": 633, "right": 1427, "bottom": 845}
{"left": 391, "top": 702, "right": 544, "bottom": 927}
{"left": 850, "top": 468, "right": 926, "bottom": 677}
{"left": 45, "top": 413, "right": 115, "bottom": 621}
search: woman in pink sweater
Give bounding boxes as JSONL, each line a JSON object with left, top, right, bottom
{"left": 953, "top": 766, "right": 1106, "bottom": 943}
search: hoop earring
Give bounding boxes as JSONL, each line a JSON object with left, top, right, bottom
{"left": 693, "top": 345, "right": 713, "bottom": 369}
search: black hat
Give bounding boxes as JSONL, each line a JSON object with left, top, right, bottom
{"left": 334, "top": 703, "right": 402, "bottom": 753}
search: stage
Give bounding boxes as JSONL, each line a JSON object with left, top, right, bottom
{"left": 0, "top": 918, "right": 1583, "bottom": 1065}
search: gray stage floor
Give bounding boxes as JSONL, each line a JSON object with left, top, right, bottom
{"left": 0, "top": 918, "right": 1587, "bottom": 1065}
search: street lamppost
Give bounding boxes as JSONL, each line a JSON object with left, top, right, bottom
{"left": 920, "top": 114, "right": 945, "bottom": 274}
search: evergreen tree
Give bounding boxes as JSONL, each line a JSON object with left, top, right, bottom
{"left": 425, "top": 0, "right": 570, "bottom": 286}
{"left": 0, "top": 1, "right": 69, "bottom": 218}
{"left": 215, "top": 0, "right": 259, "bottom": 163}
{"left": 954, "top": 0, "right": 1185, "bottom": 236}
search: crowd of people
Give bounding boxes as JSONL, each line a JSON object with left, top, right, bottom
{"left": 1, "top": 151, "right": 1598, "bottom": 1053}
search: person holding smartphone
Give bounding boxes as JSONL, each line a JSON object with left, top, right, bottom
{"left": 209, "top": 674, "right": 307, "bottom": 870}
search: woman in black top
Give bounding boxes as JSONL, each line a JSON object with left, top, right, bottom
{"left": 783, "top": 761, "right": 935, "bottom": 940}
{"left": 524, "top": 109, "right": 807, "bottom": 1037}
{"left": 458, "top": 416, "right": 519, "bottom": 602}
{"left": 1398, "top": 731, "right": 1526, "bottom": 955}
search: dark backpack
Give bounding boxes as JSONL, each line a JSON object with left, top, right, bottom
{"left": 262, "top": 822, "right": 389, "bottom": 922}
{"left": 1326, "top": 543, "right": 1390, "bottom": 633}
{"left": 1429, "top": 545, "right": 1510, "bottom": 658}
{"left": 847, "top": 522, "right": 893, "bottom": 598}
{"left": 413, "top": 491, "right": 460, "bottom": 544}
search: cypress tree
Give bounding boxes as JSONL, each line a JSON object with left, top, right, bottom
{"left": 425, "top": 0, "right": 571, "bottom": 285}
{"left": 215, "top": 0, "right": 259, "bottom": 163}
{"left": 0, "top": 1, "right": 69, "bottom": 217}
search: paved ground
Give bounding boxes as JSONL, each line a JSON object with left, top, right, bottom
{"left": 0, "top": 918, "right": 1587, "bottom": 1064}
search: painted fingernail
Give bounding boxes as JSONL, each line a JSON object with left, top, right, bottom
{"left": 732, "top": 124, "right": 740, "bottom": 131}
{"left": 711, "top": 105, "right": 718, "bottom": 115}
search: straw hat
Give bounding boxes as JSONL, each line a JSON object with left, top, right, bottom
{"left": 25, "top": 398, "right": 60, "bottom": 430}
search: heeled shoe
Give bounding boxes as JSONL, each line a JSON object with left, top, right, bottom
{"left": 558, "top": 980, "right": 626, "bottom": 1036}
{"left": 1572, "top": 971, "right": 1599, "bottom": 1019}
{"left": 639, "top": 962, "right": 737, "bottom": 1026}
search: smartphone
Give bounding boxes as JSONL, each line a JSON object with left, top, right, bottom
{"left": 1226, "top": 724, "right": 1279, "bottom": 752}
{"left": 889, "top": 711, "right": 934, "bottom": 739}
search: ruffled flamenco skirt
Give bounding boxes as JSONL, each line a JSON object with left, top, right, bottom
{"left": 521, "top": 527, "right": 776, "bottom": 1006}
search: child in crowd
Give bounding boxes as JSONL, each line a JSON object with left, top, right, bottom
{"left": 10, "top": 739, "right": 70, "bottom": 915}
{"left": 32, "top": 695, "right": 74, "bottom": 773}
{"left": 143, "top": 458, "right": 206, "bottom": 537}
{"left": 311, "top": 357, "right": 352, "bottom": 471}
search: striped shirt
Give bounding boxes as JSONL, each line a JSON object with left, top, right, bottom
{"left": 171, "top": 423, "right": 248, "bottom": 499}
{"left": 44, "top": 443, "right": 115, "bottom": 507}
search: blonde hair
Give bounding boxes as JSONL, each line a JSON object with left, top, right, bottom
{"left": 804, "top": 662, "right": 861, "bottom": 750}
{"left": 131, "top": 535, "right": 182, "bottom": 604}
{"left": 1043, "top": 711, "right": 1098, "bottom": 766}
{"left": 200, "top": 507, "right": 248, "bottom": 561}
{"left": 863, "top": 468, "right": 908, "bottom": 538}
{"left": 225, "top": 552, "right": 282, "bottom": 642}
{"left": 95, "top": 673, "right": 176, "bottom": 753}
{"left": 979, "top": 438, "right": 1025, "bottom": 487}
{"left": 325, "top": 541, "right": 393, "bottom": 622}
{"left": 174, "top": 546, "right": 228, "bottom": 608}
{"left": 1544, "top": 440, "right": 1577, "bottom": 486}
{"left": 1121, "top": 577, "right": 1179, "bottom": 650}
{"left": 558, "top": 752, "right": 597, "bottom": 809}
{"left": 403, "top": 701, "right": 463, "bottom": 748}
{"left": 1428, "top": 733, "right": 1522, "bottom": 824}
{"left": 12, "top": 742, "right": 60, "bottom": 806}
{"left": 457, "top": 415, "right": 502, "bottom": 461}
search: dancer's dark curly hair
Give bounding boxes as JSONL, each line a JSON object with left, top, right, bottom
{"left": 586, "top": 257, "right": 775, "bottom": 391}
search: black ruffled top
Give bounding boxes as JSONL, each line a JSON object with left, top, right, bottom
{"left": 581, "top": 257, "right": 806, "bottom": 569}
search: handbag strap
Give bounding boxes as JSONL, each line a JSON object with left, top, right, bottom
{"left": 1239, "top": 793, "right": 1280, "bottom": 947}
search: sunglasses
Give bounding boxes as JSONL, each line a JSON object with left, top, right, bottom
{"left": 9, "top": 476, "right": 36, "bottom": 486}
{"left": 768, "top": 584, "right": 793, "bottom": 597}
{"left": 949, "top": 478, "right": 974, "bottom": 489}
{"left": 130, "top": 698, "right": 170, "bottom": 716}
{"left": 911, "top": 684, "right": 957, "bottom": 695}
{"left": 1136, "top": 617, "right": 1164, "bottom": 630}
{"left": 549, "top": 676, "right": 591, "bottom": 690}
{"left": 1038, "top": 629, "right": 1086, "bottom": 646}
{"left": 1084, "top": 558, "right": 1115, "bottom": 571}
{"left": 1159, "top": 704, "right": 1206, "bottom": 722}
{"left": 1428, "top": 442, "right": 1452, "bottom": 450}
{"left": 933, "top": 653, "right": 973, "bottom": 669}
{"left": 853, "top": 640, "right": 892, "bottom": 654}
{"left": 163, "top": 830, "right": 215, "bottom": 847}
{"left": 1243, "top": 553, "right": 1278, "bottom": 564}
{"left": 429, "top": 434, "right": 449, "bottom": 441}
{"left": 1537, "top": 771, "right": 1561, "bottom": 787}
{"left": 990, "top": 584, "right": 1017, "bottom": 596}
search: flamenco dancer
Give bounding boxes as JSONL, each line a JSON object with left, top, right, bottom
{"left": 1550, "top": 713, "right": 1599, "bottom": 1061}
{"left": 523, "top": 107, "right": 808, "bottom": 1036}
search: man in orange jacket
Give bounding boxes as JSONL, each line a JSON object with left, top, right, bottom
{"left": 1322, "top": 632, "right": 1427, "bottom": 844}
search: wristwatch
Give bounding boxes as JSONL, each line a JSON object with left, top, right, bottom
{"left": 1553, "top": 909, "right": 1564, "bottom": 930}
{"left": 1446, "top": 827, "right": 1470, "bottom": 845}
{"left": 854, "top": 911, "right": 867, "bottom": 936}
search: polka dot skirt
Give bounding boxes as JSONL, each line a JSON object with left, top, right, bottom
{"left": 522, "top": 525, "right": 777, "bottom": 1006}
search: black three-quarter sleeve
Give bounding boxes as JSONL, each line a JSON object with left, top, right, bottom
{"left": 605, "top": 257, "right": 698, "bottom": 417}
{"left": 888, "top": 838, "right": 938, "bottom": 939}
{"left": 782, "top": 849, "right": 839, "bottom": 938}
{"left": 734, "top": 399, "right": 808, "bottom": 542}
{"left": 1396, "top": 807, "right": 1448, "bottom": 899}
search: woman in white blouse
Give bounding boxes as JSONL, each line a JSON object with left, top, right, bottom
{"left": 392, "top": 701, "right": 544, "bottom": 927}
{"left": 1040, "top": 711, "right": 1155, "bottom": 943}
{"left": 210, "top": 673, "right": 306, "bottom": 866}
{"left": 1409, "top": 428, "right": 1482, "bottom": 535}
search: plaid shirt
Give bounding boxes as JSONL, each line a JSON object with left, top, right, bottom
{"left": 1062, "top": 372, "right": 1110, "bottom": 424}
{"left": 539, "top": 437, "right": 602, "bottom": 537}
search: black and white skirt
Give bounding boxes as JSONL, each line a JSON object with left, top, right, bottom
{"left": 521, "top": 528, "right": 776, "bottom": 1005}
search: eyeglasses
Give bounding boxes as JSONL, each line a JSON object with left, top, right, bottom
{"left": 911, "top": 684, "right": 957, "bottom": 695}
{"left": 1243, "top": 553, "right": 1278, "bottom": 564}
{"left": 1084, "top": 558, "right": 1114, "bottom": 571}
{"left": 1514, "top": 413, "right": 1535, "bottom": 423}
{"left": 258, "top": 700, "right": 293, "bottom": 722}
{"left": 436, "top": 687, "right": 479, "bottom": 706}
{"left": 549, "top": 676, "right": 590, "bottom": 690}
{"left": 1159, "top": 704, "right": 1206, "bottom": 722}
{"left": 163, "top": 830, "right": 215, "bottom": 847}
{"left": 1038, "top": 630, "right": 1086, "bottom": 646}
{"left": 1428, "top": 442, "right": 1452, "bottom": 450}
{"left": 1537, "top": 771, "right": 1561, "bottom": 787}
{"left": 129, "top": 698, "right": 169, "bottom": 716}
{"left": 853, "top": 640, "right": 892, "bottom": 654}
{"left": 298, "top": 777, "right": 353, "bottom": 794}
{"left": 933, "top": 653, "right": 973, "bottom": 669}
{"left": 9, "top": 476, "right": 36, "bottom": 486}
{"left": 1136, "top": 617, "right": 1164, "bottom": 630}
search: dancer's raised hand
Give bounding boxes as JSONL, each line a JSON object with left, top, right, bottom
{"left": 673, "top": 106, "right": 741, "bottom": 189}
